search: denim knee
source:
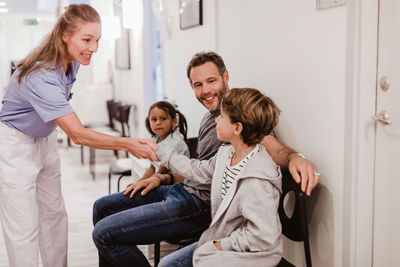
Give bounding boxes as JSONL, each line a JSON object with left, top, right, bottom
{"left": 92, "top": 199, "right": 101, "bottom": 225}
{"left": 92, "top": 220, "right": 110, "bottom": 248}
{"left": 92, "top": 194, "right": 112, "bottom": 225}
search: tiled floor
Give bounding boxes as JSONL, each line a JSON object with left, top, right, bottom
{"left": 0, "top": 142, "right": 161, "bottom": 267}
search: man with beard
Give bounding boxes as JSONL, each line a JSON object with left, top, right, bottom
{"left": 92, "top": 52, "right": 320, "bottom": 267}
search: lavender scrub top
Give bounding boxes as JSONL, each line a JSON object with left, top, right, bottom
{"left": 0, "top": 61, "right": 80, "bottom": 138}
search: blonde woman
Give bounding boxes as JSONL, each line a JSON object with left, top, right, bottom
{"left": 0, "top": 4, "right": 156, "bottom": 267}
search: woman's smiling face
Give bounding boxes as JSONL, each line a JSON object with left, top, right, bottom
{"left": 62, "top": 22, "right": 101, "bottom": 66}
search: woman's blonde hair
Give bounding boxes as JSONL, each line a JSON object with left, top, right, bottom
{"left": 16, "top": 3, "right": 100, "bottom": 83}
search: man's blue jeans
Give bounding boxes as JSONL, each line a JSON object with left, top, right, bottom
{"left": 92, "top": 183, "right": 210, "bottom": 267}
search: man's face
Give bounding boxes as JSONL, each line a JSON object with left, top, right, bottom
{"left": 189, "top": 61, "right": 229, "bottom": 111}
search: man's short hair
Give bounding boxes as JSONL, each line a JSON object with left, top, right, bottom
{"left": 221, "top": 88, "right": 281, "bottom": 146}
{"left": 186, "top": 51, "right": 226, "bottom": 82}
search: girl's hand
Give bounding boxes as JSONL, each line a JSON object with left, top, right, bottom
{"left": 123, "top": 176, "right": 161, "bottom": 198}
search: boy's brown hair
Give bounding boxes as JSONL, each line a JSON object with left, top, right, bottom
{"left": 221, "top": 88, "right": 281, "bottom": 146}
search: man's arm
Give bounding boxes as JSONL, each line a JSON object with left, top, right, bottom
{"left": 260, "top": 135, "right": 320, "bottom": 196}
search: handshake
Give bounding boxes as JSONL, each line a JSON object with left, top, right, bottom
{"left": 127, "top": 138, "right": 159, "bottom": 161}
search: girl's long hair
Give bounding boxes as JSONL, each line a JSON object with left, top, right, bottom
{"left": 145, "top": 101, "right": 188, "bottom": 142}
{"left": 16, "top": 4, "right": 100, "bottom": 83}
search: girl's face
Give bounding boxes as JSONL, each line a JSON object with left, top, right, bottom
{"left": 149, "top": 107, "right": 176, "bottom": 140}
{"left": 215, "top": 108, "right": 236, "bottom": 143}
{"left": 62, "top": 22, "right": 101, "bottom": 67}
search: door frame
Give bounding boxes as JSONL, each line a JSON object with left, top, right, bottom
{"left": 343, "top": 0, "right": 378, "bottom": 266}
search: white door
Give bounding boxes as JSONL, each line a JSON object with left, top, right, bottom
{"left": 373, "top": 0, "right": 400, "bottom": 266}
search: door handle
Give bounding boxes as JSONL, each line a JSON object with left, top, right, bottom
{"left": 373, "top": 110, "right": 392, "bottom": 125}
{"left": 380, "top": 76, "right": 390, "bottom": 92}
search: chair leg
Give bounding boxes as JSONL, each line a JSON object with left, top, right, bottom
{"left": 89, "top": 147, "right": 95, "bottom": 181}
{"left": 80, "top": 145, "right": 84, "bottom": 165}
{"left": 108, "top": 172, "right": 112, "bottom": 194}
{"left": 117, "top": 175, "right": 126, "bottom": 192}
{"left": 154, "top": 242, "right": 160, "bottom": 267}
{"left": 304, "top": 239, "right": 312, "bottom": 267}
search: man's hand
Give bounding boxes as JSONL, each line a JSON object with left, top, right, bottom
{"left": 261, "top": 135, "right": 320, "bottom": 196}
{"left": 288, "top": 154, "right": 320, "bottom": 196}
{"left": 128, "top": 138, "right": 158, "bottom": 161}
{"left": 123, "top": 176, "right": 161, "bottom": 198}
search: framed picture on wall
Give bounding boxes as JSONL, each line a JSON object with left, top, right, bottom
{"left": 179, "top": 0, "right": 203, "bottom": 30}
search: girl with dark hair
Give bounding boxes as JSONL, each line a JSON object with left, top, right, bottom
{"left": 123, "top": 101, "right": 189, "bottom": 197}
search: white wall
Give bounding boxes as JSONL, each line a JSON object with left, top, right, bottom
{"left": 73, "top": 0, "right": 146, "bottom": 137}
{"left": 72, "top": 0, "right": 119, "bottom": 127}
{"left": 0, "top": 22, "right": 7, "bottom": 103}
{"left": 0, "top": 4, "right": 114, "bottom": 126}
{"left": 162, "top": 0, "right": 351, "bottom": 266}
{"left": 103, "top": 0, "right": 149, "bottom": 137}
{"left": 219, "top": 2, "right": 347, "bottom": 265}
{"left": 162, "top": 0, "right": 218, "bottom": 137}
{"left": 0, "top": 15, "right": 55, "bottom": 106}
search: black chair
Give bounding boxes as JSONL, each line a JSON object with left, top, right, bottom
{"left": 277, "top": 169, "right": 312, "bottom": 267}
{"left": 154, "top": 166, "right": 312, "bottom": 267}
{"left": 80, "top": 100, "right": 120, "bottom": 165}
{"left": 153, "top": 137, "right": 202, "bottom": 267}
{"left": 88, "top": 103, "right": 130, "bottom": 180}
{"left": 106, "top": 104, "right": 137, "bottom": 193}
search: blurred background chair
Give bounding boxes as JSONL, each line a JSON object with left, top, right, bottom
{"left": 87, "top": 102, "right": 131, "bottom": 180}
{"left": 80, "top": 99, "right": 121, "bottom": 165}
{"left": 105, "top": 104, "right": 146, "bottom": 193}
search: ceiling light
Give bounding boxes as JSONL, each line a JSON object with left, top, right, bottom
{"left": 0, "top": 2, "right": 6, "bottom": 7}
{"left": 0, "top": 8, "right": 8, "bottom": 13}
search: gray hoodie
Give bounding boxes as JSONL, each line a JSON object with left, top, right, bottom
{"left": 157, "top": 143, "right": 282, "bottom": 267}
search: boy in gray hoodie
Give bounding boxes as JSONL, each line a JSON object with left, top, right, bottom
{"left": 149, "top": 88, "right": 282, "bottom": 267}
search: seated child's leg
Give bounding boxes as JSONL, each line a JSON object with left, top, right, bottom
{"left": 159, "top": 242, "right": 198, "bottom": 267}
